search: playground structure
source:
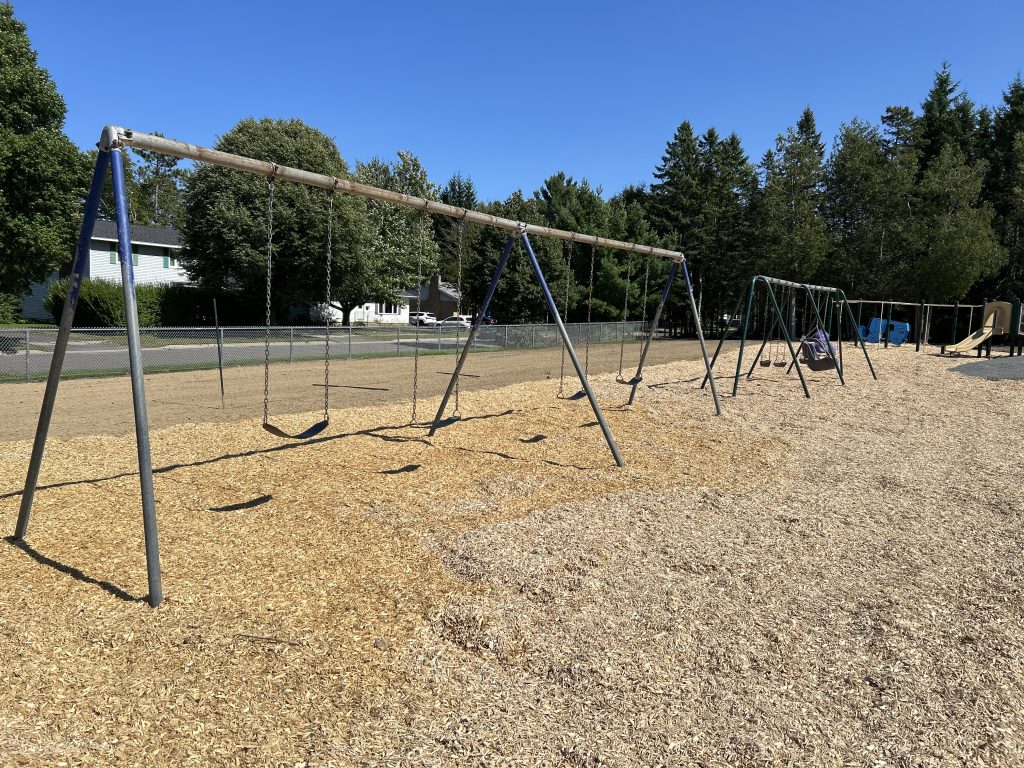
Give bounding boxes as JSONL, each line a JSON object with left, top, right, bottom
{"left": 702, "top": 275, "right": 877, "bottom": 399}
{"left": 12, "top": 126, "right": 722, "bottom": 608}
{"left": 941, "top": 301, "right": 1021, "bottom": 357}
{"left": 848, "top": 298, "right": 1024, "bottom": 357}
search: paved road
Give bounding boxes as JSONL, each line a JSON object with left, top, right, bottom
{"left": 0, "top": 325, "right": 630, "bottom": 380}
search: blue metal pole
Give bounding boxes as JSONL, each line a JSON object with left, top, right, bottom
{"left": 521, "top": 233, "right": 624, "bottom": 466}
{"left": 429, "top": 235, "right": 516, "bottom": 434}
{"left": 111, "top": 148, "right": 163, "bottom": 607}
{"left": 16, "top": 151, "right": 109, "bottom": 540}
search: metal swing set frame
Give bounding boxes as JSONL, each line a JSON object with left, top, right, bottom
{"left": 701, "top": 275, "right": 878, "bottom": 399}
{"left": 13, "top": 126, "right": 722, "bottom": 607}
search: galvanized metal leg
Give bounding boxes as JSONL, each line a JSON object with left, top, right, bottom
{"left": 701, "top": 289, "right": 745, "bottom": 390}
{"left": 746, "top": 314, "right": 777, "bottom": 379}
{"left": 731, "top": 278, "right": 757, "bottom": 397}
{"left": 521, "top": 234, "right": 624, "bottom": 465}
{"left": 16, "top": 153, "right": 109, "bottom": 539}
{"left": 838, "top": 291, "right": 876, "bottom": 379}
{"left": 763, "top": 281, "right": 810, "bottom": 398}
{"left": 111, "top": 148, "right": 163, "bottom": 607}
{"left": 627, "top": 261, "right": 678, "bottom": 405}
{"left": 681, "top": 261, "right": 721, "bottom": 415}
{"left": 429, "top": 235, "right": 516, "bottom": 435}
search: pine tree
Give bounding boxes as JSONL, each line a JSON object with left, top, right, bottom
{"left": 918, "top": 63, "right": 978, "bottom": 171}
{"left": 757, "top": 108, "right": 830, "bottom": 280}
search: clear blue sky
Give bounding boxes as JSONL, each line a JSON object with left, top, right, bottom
{"left": 15, "top": 0, "right": 1024, "bottom": 202}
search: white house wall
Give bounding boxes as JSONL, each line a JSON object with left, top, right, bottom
{"left": 88, "top": 241, "right": 188, "bottom": 285}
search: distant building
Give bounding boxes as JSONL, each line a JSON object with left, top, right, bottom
{"left": 21, "top": 221, "right": 186, "bottom": 322}
{"left": 346, "top": 275, "right": 462, "bottom": 325}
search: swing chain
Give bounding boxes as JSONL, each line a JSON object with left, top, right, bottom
{"left": 558, "top": 239, "right": 574, "bottom": 398}
{"left": 263, "top": 174, "right": 276, "bottom": 426}
{"left": 323, "top": 190, "right": 334, "bottom": 423}
{"left": 584, "top": 244, "right": 595, "bottom": 374}
{"left": 410, "top": 211, "right": 424, "bottom": 424}
{"left": 453, "top": 214, "right": 467, "bottom": 418}
{"left": 618, "top": 253, "right": 632, "bottom": 379}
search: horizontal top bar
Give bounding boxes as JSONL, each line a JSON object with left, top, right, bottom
{"left": 103, "top": 126, "right": 685, "bottom": 263}
{"left": 846, "top": 299, "right": 983, "bottom": 308}
{"left": 753, "top": 275, "right": 841, "bottom": 293}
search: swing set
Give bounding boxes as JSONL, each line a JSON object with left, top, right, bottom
{"left": 702, "top": 275, "right": 877, "bottom": 399}
{"left": 14, "top": 125, "right": 721, "bottom": 607}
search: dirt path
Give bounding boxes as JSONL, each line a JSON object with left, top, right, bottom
{"left": 0, "top": 339, "right": 726, "bottom": 441}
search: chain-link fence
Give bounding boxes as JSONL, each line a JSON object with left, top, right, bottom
{"left": 0, "top": 322, "right": 646, "bottom": 383}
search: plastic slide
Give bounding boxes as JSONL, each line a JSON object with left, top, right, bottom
{"left": 944, "top": 313, "right": 995, "bottom": 354}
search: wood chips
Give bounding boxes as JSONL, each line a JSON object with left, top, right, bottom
{"left": 1, "top": 345, "right": 1022, "bottom": 766}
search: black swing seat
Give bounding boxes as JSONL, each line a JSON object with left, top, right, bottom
{"left": 798, "top": 329, "right": 838, "bottom": 372}
{"left": 262, "top": 419, "right": 329, "bottom": 440}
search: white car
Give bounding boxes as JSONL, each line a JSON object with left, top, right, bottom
{"left": 438, "top": 315, "right": 472, "bottom": 330}
{"left": 409, "top": 312, "right": 437, "bottom": 326}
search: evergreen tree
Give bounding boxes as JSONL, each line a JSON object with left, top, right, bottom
{"left": 905, "top": 145, "right": 1004, "bottom": 300}
{"left": 434, "top": 172, "right": 480, "bottom": 308}
{"left": 649, "top": 121, "right": 702, "bottom": 249}
{"left": 918, "top": 63, "right": 978, "bottom": 170}
{"left": 0, "top": 2, "right": 89, "bottom": 318}
{"left": 756, "top": 108, "right": 830, "bottom": 280}
{"left": 985, "top": 76, "right": 1024, "bottom": 295}
{"left": 132, "top": 135, "right": 189, "bottom": 228}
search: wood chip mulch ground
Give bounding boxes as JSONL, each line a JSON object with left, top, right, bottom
{"left": 1, "top": 345, "right": 1022, "bottom": 766}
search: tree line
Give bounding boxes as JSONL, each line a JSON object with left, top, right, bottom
{"left": 2, "top": 1, "right": 1022, "bottom": 327}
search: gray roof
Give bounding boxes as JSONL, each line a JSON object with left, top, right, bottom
{"left": 403, "top": 282, "right": 462, "bottom": 302}
{"left": 92, "top": 219, "right": 183, "bottom": 248}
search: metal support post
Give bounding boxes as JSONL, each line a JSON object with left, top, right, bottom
{"left": 24, "top": 328, "right": 30, "bottom": 382}
{"left": 731, "top": 278, "right": 757, "bottom": 396}
{"left": 681, "top": 261, "right": 722, "bottom": 414}
{"left": 763, "top": 279, "right": 811, "bottom": 398}
{"left": 348, "top": 325, "right": 352, "bottom": 358}
{"left": 111, "top": 148, "right": 162, "bottom": 607}
{"left": 884, "top": 302, "right": 893, "bottom": 348}
{"left": 16, "top": 151, "right": 109, "bottom": 540}
{"left": 915, "top": 300, "right": 924, "bottom": 352}
{"left": 288, "top": 327, "right": 293, "bottom": 362}
{"left": 837, "top": 290, "right": 877, "bottom": 379}
{"left": 521, "top": 233, "right": 624, "bottom": 465}
{"left": 855, "top": 301, "right": 863, "bottom": 346}
{"left": 700, "top": 289, "right": 746, "bottom": 390}
{"left": 430, "top": 236, "right": 516, "bottom": 435}
{"left": 627, "top": 260, "right": 678, "bottom": 405}
{"left": 951, "top": 301, "right": 959, "bottom": 345}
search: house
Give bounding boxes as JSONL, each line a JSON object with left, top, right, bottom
{"left": 21, "top": 221, "right": 186, "bottom": 322}
{"left": 346, "top": 275, "right": 463, "bottom": 325}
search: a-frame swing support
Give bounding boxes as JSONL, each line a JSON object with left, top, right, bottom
{"left": 14, "top": 126, "right": 721, "bottom": 608}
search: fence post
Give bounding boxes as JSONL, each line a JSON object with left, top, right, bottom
{"left": 24, "top": 328, "right": 30, "bottom": 381}
{"left": 348, "top": 325, "right": 352, "bottom": 358}
{"left": 531, "top": 324, "right": 536, "bottom": 348}
{"left": 437, "top": 324, "right": 442, "bottom": 351}
{"left": 915, "top": 300, "right": 924, "bottom": 351}
{"left": 288, "top": 328, "right": 293, "bottom": 362}
{"left": 396, "top": 326, "right": 401, "bottom": 356}
{"left": 504, "top": 325, "right": 509, "bottom": 348}
{"left": 951, "top": 301, "right": 959, "bottom": 345}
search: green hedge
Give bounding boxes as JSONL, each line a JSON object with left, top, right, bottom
{"left": 0, "top": 292, "right": 21, "bottom": 324}
{"left": 43, "top": 278, "right": 263, "bottom": 327}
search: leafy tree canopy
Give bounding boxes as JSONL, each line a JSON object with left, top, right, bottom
{"left": 0, "top": 2, "right": 88, "bottom": 303}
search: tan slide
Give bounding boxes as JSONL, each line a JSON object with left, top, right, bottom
{"left": 943, "top": 301, "right": 1011, "bottom": 355}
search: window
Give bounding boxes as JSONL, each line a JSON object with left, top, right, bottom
{"left": 163, "top": 248, "right": 180, "bottom": 268}
{"left": 107, "top": 241, "right": 137, "bottom": 266}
